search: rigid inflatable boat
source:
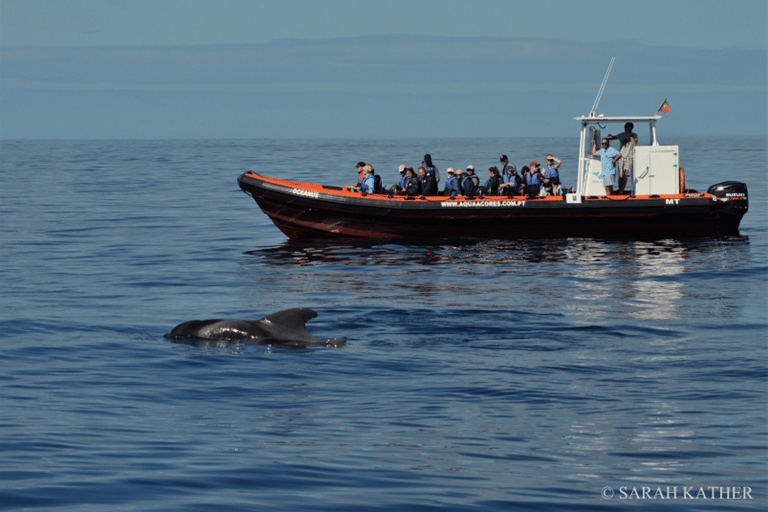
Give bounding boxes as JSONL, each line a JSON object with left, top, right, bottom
{"left": 238, "top": 113, "right": 748, "bottom": 240}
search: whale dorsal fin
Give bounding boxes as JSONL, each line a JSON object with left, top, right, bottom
{"left": 254, "top": 308, "right": 321, "bottom": 343}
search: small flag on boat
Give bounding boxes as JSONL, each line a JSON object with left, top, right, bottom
{"left": 656, "top": 98, "right": 672, "bottom": 116}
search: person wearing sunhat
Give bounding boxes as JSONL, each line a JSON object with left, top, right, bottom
{"left": 443, "top": 167, "right": 460, "bottom": 197}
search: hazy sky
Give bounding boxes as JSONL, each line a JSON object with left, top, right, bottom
{"left": 1, "top": 0, "right": 765, "bottom": 138}
{"left": 2, "top": 0, "right": 764, "bottom": 49}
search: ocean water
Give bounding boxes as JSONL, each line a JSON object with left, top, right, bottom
{"left": 1, "top": 136, "right": 766, "bottom": 511}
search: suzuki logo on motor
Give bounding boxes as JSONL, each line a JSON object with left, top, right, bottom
{"left": 666, "top": 199, "right": 680, "bottom": 205}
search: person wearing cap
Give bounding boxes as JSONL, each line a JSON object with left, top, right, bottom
{"left": 389, "top": 164, "right": 407, "bottom": 195}
{"left": 457, "top": 168, "right": 476, "bottom": 196}
{"left": 541, "top": 154, "right": 562, "bottom": 196}
{"left": 607, "top": 123, "right": 637, "bottom": 195}
{"left": 592, "top": 138, "right": 621, "bottom": 196}
{"left": 500, "top": 155, "right": 517, "bottom": 175}
{"left": 348, "top": 161, "right": 367, "bottom": 191}
{"left": 499, "top": 163, "right": 521, "bottom": 196}
{"left": 524, "top": 162, "right": 544, "bottom": 197}
{"left": 466, "top": 165, "right": 480, "bottom": 188}
{"left": 422, "top": 154, "right": 440, "bottom": 184}
{"left": 443, "top": 168, "right": 460, "bottom": 197}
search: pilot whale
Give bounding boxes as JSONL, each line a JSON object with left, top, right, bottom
{"left": 167, "top": 307, "right": 345, "bottom": 347}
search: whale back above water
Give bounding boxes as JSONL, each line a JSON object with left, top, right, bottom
{"left": 167, "top": 308, "right": 345, "bottom": 347}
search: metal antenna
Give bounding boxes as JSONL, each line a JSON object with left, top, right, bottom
{"left": 590, "top": 56, "right": 615, "bottom": 117}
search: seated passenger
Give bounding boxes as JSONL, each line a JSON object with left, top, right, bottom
{"left": 369, "top": 166, "right": 384, "bottom": 193}
{"left": 466, "top": 165, "right": 480, "bottom": 188}
{"left": 499, "top": 164, "right": 521, "bottom": 196}
{"left": 360, "top": 166, "right": 376, "bottom": 194}
{"left": 482, "top": 167, "right": 501, "bottom": 195}
{"left": 389, "top": 164, "right": 407, "bottom": 195}
{"left": 457, "top": 168, "right": 476, "bottom": 196}
{"left": 418, "top": 166, "right": 437, "bottom": 196}
{"left": 443, "top": 168, "right": 460, "bottom": 197}
{"left": 348, "top": 161, "right": 367, "bottom": 191}
{"left": 402, "top": 167, "right": 421, "bottom": 197}
{"left": 524, "top": 162, "right": 544, "bottom": 197}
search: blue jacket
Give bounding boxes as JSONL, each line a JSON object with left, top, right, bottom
{"left": 503, "top": 172, "right": 520, "bottom": 186}
{"left": 360, "top": 174, "right": 376, "bottom": 193}
{"left": 460, "top": 176, "right": 476, "bottom": 196}
{"left": 444, "top": 176, "right": 460, "bottom": 196}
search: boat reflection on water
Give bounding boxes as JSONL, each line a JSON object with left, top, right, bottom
{"left": 242, "top": 235, "right": 750, "bottom": 323}
{"left": 246, "top": 235, "right": 749, "bottom": 268}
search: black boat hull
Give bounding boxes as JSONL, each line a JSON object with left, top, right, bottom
{"left": 238, "top": 173, "right": 747, "bottom": 239}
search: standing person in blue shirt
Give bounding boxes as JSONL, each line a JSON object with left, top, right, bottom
{"left": 592, "top": 138, "right": 622, "bottom": 196}
{"left": 541, "top": 154, "right": 562, "bottom": 196}
{"left": 443, "top": 168, "right": 460, "bottom": 196}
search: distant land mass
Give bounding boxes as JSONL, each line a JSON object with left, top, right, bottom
{"left": 1, "top": 36, "right": 765, "bottom": 138}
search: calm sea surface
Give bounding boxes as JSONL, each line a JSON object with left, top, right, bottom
{"left": 1, "top": 137, "right": 766, "bottom": 511}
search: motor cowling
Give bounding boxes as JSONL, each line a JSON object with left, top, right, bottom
{"left": 708, "top": 181, "right": 748, "bottom": 232}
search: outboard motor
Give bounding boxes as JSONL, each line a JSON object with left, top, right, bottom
{"left": 707, "top": 181, "right": 749, "bottom": 232}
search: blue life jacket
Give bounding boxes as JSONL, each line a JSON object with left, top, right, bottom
{"left": 444, "top": 176, "right": 460, "bottom": 196}
{"left": 361, "top": 174, "right": 376, "bottom": 193}
{"left": 503, "top": 173, "right": 519, "bottom": 186}
{"left": 460, "top": 176, "right": 476, "bottom": 195}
